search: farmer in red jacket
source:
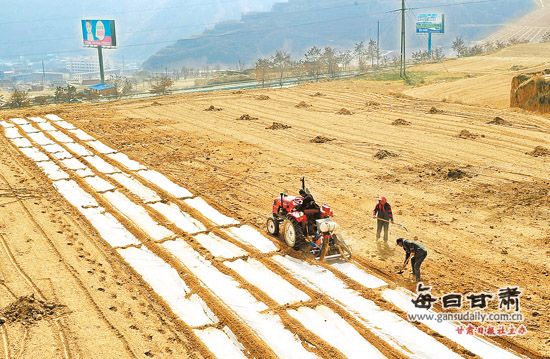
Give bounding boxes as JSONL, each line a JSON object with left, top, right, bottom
{"left": 373, "top": 196, "right": 393, "bottom": 241}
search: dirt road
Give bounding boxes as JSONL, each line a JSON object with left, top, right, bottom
{"left": 0, "top": 75, "right": 548, "bottom": 358}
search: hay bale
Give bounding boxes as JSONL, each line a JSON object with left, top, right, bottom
{"left": 510, "top": 69, "right": 550, "bottom": 112}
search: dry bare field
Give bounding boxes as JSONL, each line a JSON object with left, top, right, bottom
{"left": 405, "top": 43, "right": 550, "bottom": 108}
{"left": 0, "top": 54, "right": 548, "bottom": 358}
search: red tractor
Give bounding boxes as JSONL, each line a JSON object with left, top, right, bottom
{"left": 266, "top": 179, "right": 352, "bottom": 261}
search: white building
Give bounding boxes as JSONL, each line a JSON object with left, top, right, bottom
{"left": 65, "top": 56, "right": 112, "bottom": 73}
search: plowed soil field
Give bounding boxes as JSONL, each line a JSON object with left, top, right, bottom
{"left": 0, "top": 69, "right": 548, "bottom": 358}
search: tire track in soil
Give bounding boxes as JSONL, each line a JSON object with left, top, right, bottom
{"left": 1, "top": 324, "right": 9, "bottom": 359}
{"left": 0, "top": 230, "right": 70, "bottom": 359}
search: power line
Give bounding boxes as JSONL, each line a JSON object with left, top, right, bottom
{"left": 0, "top": 0, "right": 246, "bottom": 26}
{"left": 1, "top": 0, "right": 509, "bottom": 59}
{"left": 0, "top": 0, "right": 388, "bottom": 46}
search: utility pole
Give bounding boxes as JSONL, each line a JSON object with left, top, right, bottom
{"left": 377, "top": 20, "right": 380, "bottom": 67}
{"left": 400, "top": 0, "right": 406, "bottom": 78}
{"left": 41, "top": 60, "right": 45, "bottom": 88}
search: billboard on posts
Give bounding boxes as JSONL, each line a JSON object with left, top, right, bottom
{"left": 81, "top": 20, "right": 117, "bottom": 46}
{"left": 416, "top": 14, "right": 444, "bottom": 34}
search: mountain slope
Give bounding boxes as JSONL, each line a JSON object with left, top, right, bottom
{"left": 141, "top": 0, "right": 536, "bottom": 70}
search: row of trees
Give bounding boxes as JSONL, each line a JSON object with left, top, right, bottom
{"left": 254, "top": 42, "right": 379, "bottom": 87}
{"left": 0, "top": 74, "right": 175, "bottom": 109}
{"left": 451, "top": 36, "right": 529, "bottom": 58}
{"left": 254, "top": 40, "right": 447, "bottom": 86}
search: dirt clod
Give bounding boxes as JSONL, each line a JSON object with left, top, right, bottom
{"left": 151, "top": 101, "right": 161, "bottom": 106}
{"left": 310, "top": 136, "right": 335, "bottom": 143}
{"left": 204, "top": 105, "right": 222, "bottom": 111}
{"left": 458, "top": 130, "right": 478, "bottom": 139}
{"left": 0, "top": 294, "right": 69, "bottom": 326}
{"left": 310, "top": 92, "right": 324, "bottom": 97}
{"left": 487, "top": 116, "right": 512, "bottom": 126}
{"left": 446, "top": 168, "right": 470, "bottom": 180}
{"left": 336, "top": 108, "right": 352, "bottom": 115}
{"left": 266, "top": 122, "right": 291, "bottom": 130}
{"left": 527, "top": 146, "right": 550, "bottom": 157}
{"left": 232, "top": 90, "right": 243, "bottom": 94}
{"left": 295, "top": 101, "right": 311, "bottom": 108}
{"left": 236, "top": 114, "right": 258, "bottom": 121}
{"left": 428, "top": 107, "right": 443, "bottom": 114}
{"left": 392, "top": 118, "right": 411, "bottom": 126}
{"left": 256, "top": 95, "right": 270, "bottom": 100}
{"left": 365, "top": 101, "right": 380, "bottom": 106}
{"left": 374, "top": 150, "right": 398, "bottom": 159}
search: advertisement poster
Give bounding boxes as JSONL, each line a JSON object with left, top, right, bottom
{"left": 81, "top": 20, "right": 117, "bottom": 46}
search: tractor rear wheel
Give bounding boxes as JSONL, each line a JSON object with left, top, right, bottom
{"left": 266, "top": 216, "right": 279, "bottom": 236}
{"left": 283, "top": 218, "right": 305, "bottom": 249}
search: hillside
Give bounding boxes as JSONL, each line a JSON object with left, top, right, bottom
{"left": 0, "top": 0, "right": 279, "bottom": 63}
{"left": 482, "top": 0, "right": 550, "bottom": 43}
{"left": 404, "top": 43, "right": 550, "bottom": 108}
{"left": 141, "top": 0, "right": 535, "bottom": 70}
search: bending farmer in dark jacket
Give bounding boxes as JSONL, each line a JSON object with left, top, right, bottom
{"left": 396, "top": 238, "right": 427, "bottom": 282}
{"left": 373, "top": 196, "right": 393, "bottom": 241}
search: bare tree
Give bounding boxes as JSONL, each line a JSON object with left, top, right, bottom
{"left": 339, "top": 50, "right": 353, "bottom": 73}
{"left": 8, "top": 89, "right": 30, "bottom": 108}
{"left": 322, "top": 47, "right": 338, "bottom": 78}
{"left": 354, "top": 42, "right": 367, "bottom": 71}
{"left": 150, "top": 75, "right": 174, "bottom": 95}
{"left": 122, "top": 78, "right": 134, "bottom": 95}
{"left": 367, "top": 39, "right": 378, "bottom": 67}
{"left": 304, "top": 46, "right": 322, "bottom": 81}
{"left": 271, "top": 50, "right": 292, "bottom": 87}
{"left": 452, "top": 36, "right": 467, "bottom": 57}
{"left": 254, "top": 58, "right": 271, "bottom": 87}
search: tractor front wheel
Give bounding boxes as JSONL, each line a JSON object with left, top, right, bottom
{"left": 282, "top": 218, "right": 305, "bottom": 249}
{"left": 266, "top": 216, "right": 279, "bottom": 236}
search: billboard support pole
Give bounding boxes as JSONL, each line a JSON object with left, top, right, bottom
{"left": 400, "top": 0, "right": 406, "bottom": 78}
{"left": 428, "top": 33, "right": 432, "bottom": 56}
{"left": 97, "top": 45, "right": 105, "bottom": 84}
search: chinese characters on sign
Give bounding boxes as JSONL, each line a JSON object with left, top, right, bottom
{"left": 412, "top": 284, "right": 522, "bottom": 312}
{"left": 408, "top": 284, "right": 527, "bottom": 337}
